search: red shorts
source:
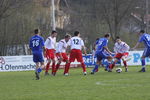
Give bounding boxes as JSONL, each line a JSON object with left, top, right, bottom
{"left": 115, "top": 52, "right": 129, "bottom": 59}
{"left": 69, "top": 49, "right": 83, "bottom": 62}
{"left": 56, "top": 53, "right": 68, "bottom": 62}
{"left": 45, "top": 49, "right": 55, "bottom": 59}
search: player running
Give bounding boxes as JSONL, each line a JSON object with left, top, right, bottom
{"left": 45, "top": 31, "right": 57, "bottom": 75}
{"left": 133, "top": 30, "right": 150, "bottom": 72}
{"left": 64, "top": 31, "right": 87, "bottom": 76}
{"left": 54, "top": 34, "right": 71, "bottom": 75}
{"left": 29, "top": 29, "right": 45, "bottom": 80}
{"left": 109, "top": 36, "right": 130, "bottom": 72}
{"left": 91, "top": 34, "right": 113, "bottom": 74}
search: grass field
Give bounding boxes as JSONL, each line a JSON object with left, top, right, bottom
{"left": 0, "top": 66, "right": 150, "bottom": 100}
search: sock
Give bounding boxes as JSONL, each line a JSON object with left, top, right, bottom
{"left": 37, "top": 67, "right": 42, "bottom": 73}
{"left": 81, "top": 62, "right": 86, "bottom": 72}
{"left": 92, "top": 64, "right": 99, "bottom": 72}
{"left": 106, "top": 61, "right": 111, "bottom": 70}
{"left": 55, "top": 63, "right": 60, "bottom": 72}
{"left": 141, "top": 59, "right": 145, "bottom": 67}
{"left": 109, "top": 63, "right": 115, "bottom": 69}
{"left": 52, "top": 62, "right": 55, "bottom": 73}
{"left": 123, "top": 61, "right": 127, "bottom": 68}
{"left": 45, "top": 62, "right": 50, "bottom": 73}
{"left": 64, "top": 63, "right": 70, "bottom": 74}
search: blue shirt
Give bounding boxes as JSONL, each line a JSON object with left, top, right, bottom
{"left": 95, "top": 37, "right": 108, "bottom": 52}
{"left": 29, "top": 35, "right": 45, "bottom": 52}
{"left": 139, "top": 33, "right": 150, "bottom": 48}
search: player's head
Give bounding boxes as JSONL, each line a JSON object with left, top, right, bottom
{"left": 51, "top": 30, "right": 57, "bottom": 37}
{"left": 115, "top": 36, "right": 121, "bottom": 43}
{"left": 139, "top": 30, "right": 145, "bottom": 34}
{"left": 34, "top": 29, "right": 40, "bottom": 35}
{"left": 104, "top": 33, "right": 110, "bottom": 39}
{"left": 65, "top": 34, "right": 71, "bottom": 42}
{"left": 74, "top": 31, "right": 80, "bottom": 36}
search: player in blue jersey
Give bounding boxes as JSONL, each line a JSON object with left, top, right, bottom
{"left": 133, "top": 30, "right": 150, "bottom": 72}
{"left": 91, "top": 34, "right": 113, "bottom": 74}
{"left": 29, "top": 29, "right": 45, "bottom": 80}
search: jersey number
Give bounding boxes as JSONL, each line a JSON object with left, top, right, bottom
{"left": 73, "top": 39, "right": 79, "bottom": 45}
{"left": 32, "top": 40, "right": 39, "bottom": 47}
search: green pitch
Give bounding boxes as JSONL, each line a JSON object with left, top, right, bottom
{"left": 0, "top": 66, "right": 150, "bottom": 100}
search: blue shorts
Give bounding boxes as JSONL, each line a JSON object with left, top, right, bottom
{"left": 95, "top": 51, "right": 110, "bottom": 61}
{"left": 33, "top": 51, "right": 44, "bottom": 63}
{"left": 143, "top": 48, "right": 150, "bottom": 57}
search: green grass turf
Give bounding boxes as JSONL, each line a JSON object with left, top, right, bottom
{"left": 0, "top": 66, "right": 150, "bottom": 100}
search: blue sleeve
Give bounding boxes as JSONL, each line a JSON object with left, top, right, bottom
{"left": 41, "top": 37, "right": 45, "bottom": 47}
{"left": 95, "top": 39, "right": 99, "bottom": 45}
{"left": 29, "top": 38, "right": 32, "bottom": 49}
{"left": 138, "top": 35, "right": 144, "bottom": 43}
{"left": 103, "top": 39, "right": 108, "bottom": 47}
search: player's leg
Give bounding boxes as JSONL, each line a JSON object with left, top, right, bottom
{"left": 121, "top": 52, "right": 129, "bottom": 72}
{"left": 91, "top": 52, "right": 101, "bottom": 74}
{"left": 76, "top": 50, "right": 87, "bottom": 75}
{"left": 64, "top": 50, "right": 75, "bottom": 75}
{"left": 139, "top": 48, "right": 150, "bottom": 72}
{"left": 45, "top": 49, "right": 51, "bottom": 75}
{"left": 35, "top": 62, "right": 40, "bottom": 80}
{"left": 108, "top": 53, "right": 121, "bottom": 72}
{"left": 139, "top": 56, "right": 146, "bottom": 72}
{"left": 45, "top": 59, "right": 51, "bottom": 75}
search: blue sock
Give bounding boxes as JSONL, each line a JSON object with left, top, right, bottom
{"left": 106, "top": 61, "right": 111, "bottom": 70}
{"left": 141, "top": 59, "right": 145, "bottom": 67}
{"left": 37, "top": 67, "right": 42, "bottom": 73}
{"left": 92, "top": 64, "right": 99, "bottom": 72}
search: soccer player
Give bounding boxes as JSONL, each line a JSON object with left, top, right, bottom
{"left": 54, "top": 34, "right": 71, "bottom": 75}
{"left": 109, "top": 36, "right": 130, "bottom": 72}
{"left": 91, "top": 34, "right": 113, "bottom": 74}
{"left": 64, "top": 31, "right": 87, "bottom": 75}
{"left": 29, "top": 29, "right": 45, "bottom": 80}
{"left": 45, "top": 31, "right": 57, "bottom": 75}
{"left": 132, "top": 30, "right": 150, "bottom": 72}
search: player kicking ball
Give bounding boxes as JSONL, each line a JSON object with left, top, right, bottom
{"left": 29, "top": 29, "right": 45, "bottom": 80}
{"left": 132, "top": 30, "right": 150, "bottom": 72}
{"left": 54, "top": 34, "right": 71, "bottom": 75}
{"left": 108, "top": 36, "right": 130, "bottom": 72}
{"left": 64, "top": 31, "right": 87, "bottom": 76}
{"left": 91, "top": 34, "right": 113, "bottom": 74}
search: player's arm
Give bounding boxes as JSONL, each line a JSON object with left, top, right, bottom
{"left": 81, "top": 39, "right": 87, "bottom": 55}
{"left": 82, "top": 46, "right": 87, "bottom": 56}
{"left": 132, "top": 42, "right": 140, "bottom": 50}
{"left": 104, "top": 46, "right": 113, "bottom": 54}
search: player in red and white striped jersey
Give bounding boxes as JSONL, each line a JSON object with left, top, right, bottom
{"left": 54, "top": 34, "right": 71, "bottom": 75}
{"left": 109, "top": 36, "right": 130, "bottom": 72}
{"left": 45, "top": 31, "right": 57, "bottom": 75}
{"left": 64, "top": 31, "right": 87, "bottom": 75}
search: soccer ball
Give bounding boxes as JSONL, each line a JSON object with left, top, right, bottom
{"left": 116, "top": 68, "right": 122, "bottom": 73}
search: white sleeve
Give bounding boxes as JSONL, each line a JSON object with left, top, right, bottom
{"left": 57, "top": 42, "right": 63, "bottom": 53}
{"left": 67, "top": 39, "right": 71, "bottom": 46}
{"left": 114, "top": 43, "right": 117, "bottom": 53}
{"left": 45, "top": 38, "right": 51, "bottom": 47}
{"left": 81, "top": 39, "right": 84, "bottom": 46}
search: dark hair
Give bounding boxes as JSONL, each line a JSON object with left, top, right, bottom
{"left": 115, "top": 36, "right": 120, "bottom": 40}
{"left": 74, "top": 31, "right": 80, "bottom": 36}
{"left": 65, "top": 34, "right": 71, "bottom": 38}
{"left": 140, "top": 30, "right": 145, "bottom": 33}
{"left": 104, "top": 34, "right": 110, "bottom": 38}
{"left": 51, "top": 30, "right": 57, "bottom": 34}
{"left": 34, "top": 29, "right": 39, "bottom": 34}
